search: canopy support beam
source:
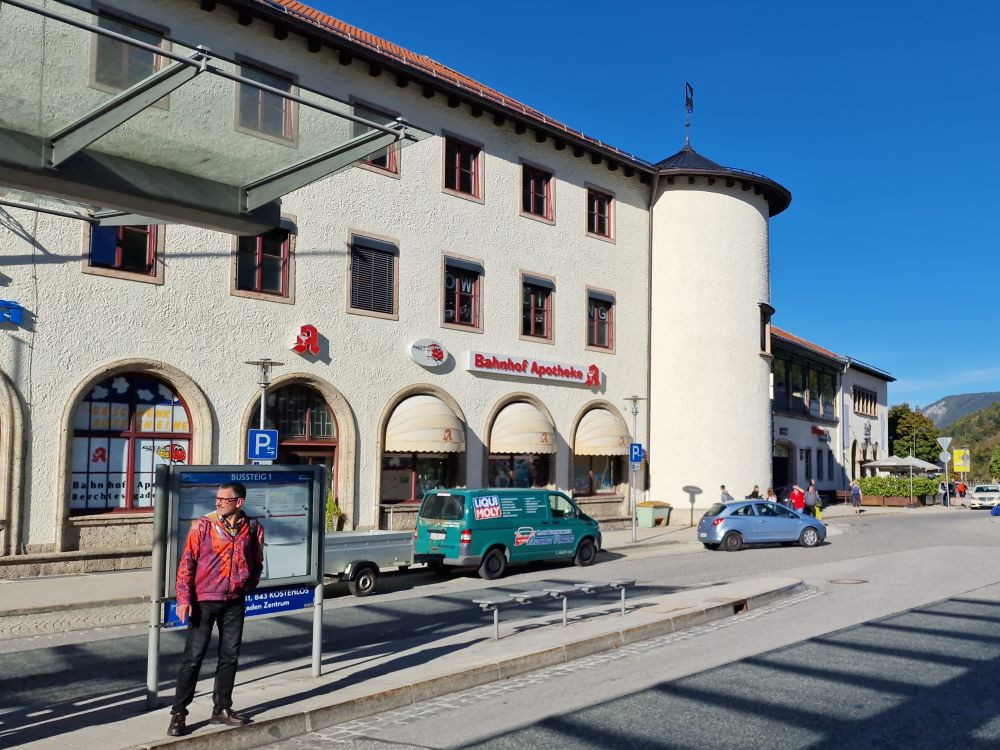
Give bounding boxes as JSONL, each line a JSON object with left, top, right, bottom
{"left": 242, "top": 126, "right": 402, "bottom": 211}
{"left": 46, "top": 48, "right": 210, "bottom": 167}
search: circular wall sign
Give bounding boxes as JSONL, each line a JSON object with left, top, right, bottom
{"left": 409, "top": 339, "right": 448, "bottom": 368}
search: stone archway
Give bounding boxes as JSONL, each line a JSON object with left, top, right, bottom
{"left": 239, "top": 373, "right": 358, "bottom": 529}
{"left": 0, "top": 369, "right": 25, "bottom": 557}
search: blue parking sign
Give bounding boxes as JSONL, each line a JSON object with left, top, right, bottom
{"left": 629, "top": 442, "right": 643, "bottom": 463}
{"left": 248, "top": 429, "right": 279, "bottom": 461}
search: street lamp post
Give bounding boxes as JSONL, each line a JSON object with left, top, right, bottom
{"left": 244, "top": 358, "right": 284, "bottom": 431}
{"left": 623, "top": 395, "right": 647, "bottom": 544}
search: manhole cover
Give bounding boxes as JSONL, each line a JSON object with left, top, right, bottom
{"left": 828, "top": 579, "right": 868, "bottom": 585}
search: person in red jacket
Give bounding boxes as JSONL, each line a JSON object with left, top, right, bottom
{"left": 789, "top": 484, "right": 806, "bottom": 512}
{"left": 168, "top": 482, "right": 264, "bottom": 737}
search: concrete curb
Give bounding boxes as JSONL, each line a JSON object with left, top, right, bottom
{"left": 0, "top": 595, "right": 151, "bottom": 618}
{"left": 134, "top": 579, "right": 806, "bottom": 750}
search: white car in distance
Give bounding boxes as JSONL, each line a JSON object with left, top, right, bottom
{"left": 969, "top": 485, "right": 1000, "bottom": 509}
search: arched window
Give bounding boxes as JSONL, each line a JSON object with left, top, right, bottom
{"left": 257, "top": 385, "right": 338, "bottom": 501}
{"left": 71, "top": 373, "right": 191, "bottom": 513}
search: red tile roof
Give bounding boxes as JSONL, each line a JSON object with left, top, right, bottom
{"left": 248, "top": 0, "right": 646, "bottom": 166}
{"left": 770, "top": 326, "right": 845, "bottom": 363}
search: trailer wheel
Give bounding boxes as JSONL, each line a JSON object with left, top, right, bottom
{"left": 348, "top": 565, "right": 378, "bottom": 597}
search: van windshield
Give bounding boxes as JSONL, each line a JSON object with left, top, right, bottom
{"left": 703, "top": 503, "right": 726, "bottom": 517}
{"left": 419, "top": 493, "right": 465, "bottom": 520}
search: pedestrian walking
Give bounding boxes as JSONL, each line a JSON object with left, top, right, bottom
{"left": 804, "top": 480, "right": 820, "bottom": 518}
{"left": 168, "top": 482, "right": 265, "bottom": 737}
{"left": 720, "top": 485, "right": 735, "bottom": 503}
{"left": 939, "top": 479, "right": 948, "bottom": 507}
{"left": 850, "top": 479, "right": 862, "bottom": 514}
{"left": 958, "top": 481, "right": 967, "bottom": 499}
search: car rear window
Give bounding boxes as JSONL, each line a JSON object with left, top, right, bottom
{"left": 419, "top": 493, "right": 465, "bottom": 520}
{"left": 703, "top": 503, "right": 727, "bottom": 517}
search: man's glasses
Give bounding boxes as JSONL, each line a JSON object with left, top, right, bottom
{"left": 215, "top": 496, "right": 240, "bottom": 503}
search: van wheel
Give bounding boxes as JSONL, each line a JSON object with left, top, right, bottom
{"left": 347, "top": 565, "right": 378, "bottom": 597}
{"left": 478, "top": 549, "right": 507, "bottom": 580}
{"left": 574, "top": 538, "right": 597, "bottom": 566}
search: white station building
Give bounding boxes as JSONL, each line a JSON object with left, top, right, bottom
{"left": 0, "top": 0, "right": 810, "bottom": 575}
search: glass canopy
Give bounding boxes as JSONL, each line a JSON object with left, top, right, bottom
{"left": 0, "top": 0, "right": 432, "bottom": 233}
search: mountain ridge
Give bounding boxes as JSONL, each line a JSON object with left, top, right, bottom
{"left": 919, "top": 392, "right": 1000, "bottom": 429}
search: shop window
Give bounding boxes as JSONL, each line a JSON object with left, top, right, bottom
{"left": 587, "top": 292, "right": 614, "bottom": 350}
{"left": 808, "top": 369, "right": 820, "bottom": 416}
{"left": 443, "top": 261, "right": 481, "bottom": 328}
{"left": 773, "top": 357, "right": 788, "bottom": 410}
{"left": 87, "top": 224, "right": 159, "bottom": 277}
{"left": 790, "top": 363, "right": 805, "bottom": 412}
{"left": 804, "top": 448, "right": 812, "bottom": 481}
{"left": 70, "top": 373, "right": 190, "bottom": 513}
{"left": 264, "top": 386, "right": 336, "bottom": 440}
{"left": 572, "top": 455, "right": 621, "bottom": 496}
{"left": 381, "top": 453, "right": 455, "bottom": 503}
{"left": 817, "top": 450, "right": 824, "bottom": 481}
{"left": 444, "top": 137, "right": 481, "bottom": 198}
{"left": 522, "top": 279, "right": 553, "bottom": 340}
{"left": 349, "top": 236, "right": 397, "bottom": 318}
{"left": 237, "top": 62, "right": 296, "bottom": 142}
{"left": 93, "top": 13, "right": 165, "bottom": 92}
{"left": 828, "top": 450, "right": 835, "bottom": 480}
{"left": 488, "top": 454, "right": 551, "bottom": 488}
{"left": 235, "top": 227, "right": 292, "bottom": 298}
{"left": 821, "top": 372, "right": 835, "bottom": 417}
{"left": 586, "top": 189, "right": 612, "bottom": 238}
{"left": 521, "top": 165, "right": 552, "bottom": 220}
{"left": 353, "top": 103, "right": 399, "bottom": 174}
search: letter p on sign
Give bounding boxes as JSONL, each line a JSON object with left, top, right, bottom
{"left": 248, "top": 429, "right": 279, "bottom": 461}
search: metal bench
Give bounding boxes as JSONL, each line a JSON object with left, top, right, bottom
{"left": 474, "top": 580, "right": 637, "bottom": 639}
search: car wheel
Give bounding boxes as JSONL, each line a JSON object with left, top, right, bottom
{"left": 721, "top": 532, "right": 743, "bottom": 552}
{"left": 347, "top": 565, "right": 378, "bottom": 597}
{"left": 799, "top": 526, "right": 821, "bottom": 548}
{"left": 703, "top": 543, "right": 719, "bottom": 550}
{"left": 478, "top": 548, "right": 508, "bottom": 580}
{"left": 574, "top": 538, "right": 597, "bottom": 566}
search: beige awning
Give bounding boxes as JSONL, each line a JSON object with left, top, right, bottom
{"left": 574, "top": 409, "right": 630, "bottom": 456}
{"left": 489, "top": 402, "right": 556, "bottom": 455}
{"left": 385, "top": 395, "right": 465, "bottom": 453}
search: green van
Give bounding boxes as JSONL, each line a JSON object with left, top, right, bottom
{"left": 413, "top": 488, "right": 602, "bottom": 580}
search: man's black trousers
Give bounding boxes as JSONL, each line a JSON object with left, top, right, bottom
{"left": 172, "top": 598, "right": 246, "bottom": 715}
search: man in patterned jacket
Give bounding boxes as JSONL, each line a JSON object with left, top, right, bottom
{"left": 168, "top": 482, "right": 265, "bottom": 737}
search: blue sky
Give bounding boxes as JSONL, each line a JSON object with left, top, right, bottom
{"left": 315, "top": 0, "right": 1000, "bottom": 409}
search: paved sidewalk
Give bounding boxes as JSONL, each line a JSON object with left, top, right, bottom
{"left": 0, "top": 500, "right": 953, "bottom": 620}
{"left": 4, "top": 575, "right": 805, "bottom": 750}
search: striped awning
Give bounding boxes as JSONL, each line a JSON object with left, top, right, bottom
{"left": 385, "top": 395, "right": 465, "bottom": 453}
{"left": 574, "top": 408, "right": 630, "bottom": 456}
{"left": 489, "top": 402, "right": 556, "bottom": 455}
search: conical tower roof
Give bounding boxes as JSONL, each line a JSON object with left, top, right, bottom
{"left": 655, "top": 143, "right": 791, "bottom": 216}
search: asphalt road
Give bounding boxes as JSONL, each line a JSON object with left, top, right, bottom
{"left": 265, "top": 509, "right": 1000, "bottom": 749}
{"left": 3, "top": 508, "right": 998, "bottom": 749}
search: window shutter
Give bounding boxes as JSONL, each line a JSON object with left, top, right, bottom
{"left": 351, "top": 242, "right": 395, "bottom": 314}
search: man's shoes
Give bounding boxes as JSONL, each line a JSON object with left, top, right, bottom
{"left": 167, "top": 713, "right": 187, "bottom": 737}
{"left": 210, "top": 708, "right": 251, "bottom": 727}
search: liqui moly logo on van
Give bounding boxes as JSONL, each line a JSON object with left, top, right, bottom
{"left": 472, "top": 495, "right": 502, "bottom": 520}
{"left": 466, "top": 351, "right": 602, "bottom": 387}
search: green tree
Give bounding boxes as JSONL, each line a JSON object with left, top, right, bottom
{"left": 888, "top": 403, "right": 940, "bottom": 463}
{"left": 990, "top": 445, "right": 1000, "bottom": 482}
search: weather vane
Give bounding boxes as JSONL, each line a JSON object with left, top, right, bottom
{"left": 684, "top": 82, "right": 694, "bottom": 147}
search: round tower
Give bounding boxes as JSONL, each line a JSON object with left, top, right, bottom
{"left": 648, "top": 144, "right": 790, "bottom": 509}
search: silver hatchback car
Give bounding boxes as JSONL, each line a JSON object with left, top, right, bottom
{"left": 697, "top": 500, "right": 826, "bottom": 551}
